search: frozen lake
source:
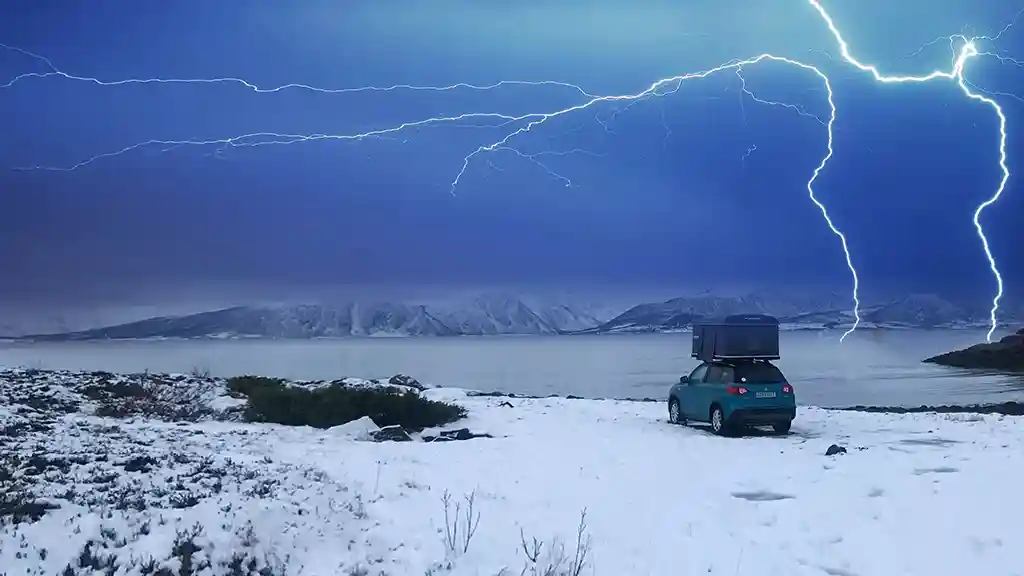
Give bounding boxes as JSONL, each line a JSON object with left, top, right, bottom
{"left": 1, "top": 330, "right": 1022, "bottom": 407}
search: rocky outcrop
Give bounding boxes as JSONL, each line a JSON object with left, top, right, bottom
{"left": 388, "top": 374, "right": 425, "bottom": 391}
{"left": 923, "top": 328, "right": 1024, "bottom": 372}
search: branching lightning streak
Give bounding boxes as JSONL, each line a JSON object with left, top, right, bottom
{"left": 0, "top": 42, "right": 599, "bottom": 98}
{"left": 491, "top": 147, "right": 608, "bottom": 187}
{"left": 735, "top": 69, "right": 826, "bottom": 125}
{"left": 3, "top": 0, "right": 1017, "bottom": 340}
{"left": 806, "top": 0, "right": 1012, "bottom": 342}
{"left": 741, "top": 144, "right": 758, "bottom": 169}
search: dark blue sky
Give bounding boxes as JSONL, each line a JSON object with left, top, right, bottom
{"left": 1, "top": 0, "right": 1022, "bottom": 311}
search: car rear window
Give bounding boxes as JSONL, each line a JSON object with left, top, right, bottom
{"left": 732, "top": 362, "right": 785, "bottom": 383}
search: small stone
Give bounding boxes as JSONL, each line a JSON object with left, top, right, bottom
{"left": 825, "top": 444, "right": 847, "bottom": 456}
{"left": 370, "top": 425, "right": 412, "bottom": 442}
{"left": 422, "top": 428, "right": 494, "bottom": 442}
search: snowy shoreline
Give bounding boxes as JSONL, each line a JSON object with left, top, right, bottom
{"left": 3, "top": 368, "right": 1023, "bottom": 575}
{"left": 466, "top": 389, "right": 1024, "bottom": 416}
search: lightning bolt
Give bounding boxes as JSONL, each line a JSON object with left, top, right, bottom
{"left": 806, "top": 0, "right": 1013, "bottom": 342}
{"left": 0, "top": 42, "right": 600, "bottom": 98}
{"left": 2, "top": 0, "right": 1017, "bottom": 341}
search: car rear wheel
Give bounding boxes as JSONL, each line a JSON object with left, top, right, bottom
{"left": 710, "top": 406, "right": 728, "bottom": 436}
{"left": 773, "top": 420, "right": 792, "bottom": 435}
{"left": 668, "top": 399, "right": 687, "bottom": 425}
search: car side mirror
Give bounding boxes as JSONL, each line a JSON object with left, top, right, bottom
{"left": 679, "top": 376, "right": 688, "bottom": 384}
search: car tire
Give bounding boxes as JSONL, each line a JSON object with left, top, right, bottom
{"left": 709, "top": 405, "right": 729, "bottom": 436}
{"left": 668, "top": 399, "right": 687, "bottom": 425}
{"left": 773, "top": 420, "right": 792, "bottom": 435}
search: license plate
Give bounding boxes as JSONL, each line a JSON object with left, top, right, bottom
{"left": 755, "top": 391, "right": 777, "bottom": 398}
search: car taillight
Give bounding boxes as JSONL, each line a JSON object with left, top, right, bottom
{"left": 782, "top": 384, "right": 793, "bottom": 394}
{"left": 726, "top": 386, "right": 748, "bottom": 395}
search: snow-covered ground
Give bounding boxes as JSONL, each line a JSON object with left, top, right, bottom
{"left": 2, "top": 369, "right": 1022, "bottom": 575}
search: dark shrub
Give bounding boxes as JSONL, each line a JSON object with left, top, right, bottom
{"left": 226, "top": 375, "right": 285, "bottom": 397}
{"left": 80, "top": 380, "right": 147, "bottom": 401}
{"left": 237, "top": 381, "right": 466, "bottom": 431}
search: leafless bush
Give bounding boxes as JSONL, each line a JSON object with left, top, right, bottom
{"left": 57, "top": 522, "right": 287, "bottom": 576}
{"left": 189, "top": 365, "right": 212, "bottom": 379}
{"left": 94, "top": 376, "right": 212, "bottom": 422}
{"left": 441, "top": 489, "right": 481, "bottom": 560}
{"left": 516, "top": 509, "right": 592, "bottom": 576}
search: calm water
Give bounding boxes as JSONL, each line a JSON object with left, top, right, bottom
{"left": 1, "top": 331, "right": 1022, "bottom": 408}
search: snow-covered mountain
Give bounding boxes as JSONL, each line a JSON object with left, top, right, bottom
{"left": 859, "top": 294, "right": 972, "bottom": 328}
{"left": 0, "top": 312, "right": 126, "bottom": 339}
{"left": 426, "top": 294, "right": 607, "bottom": 335}
{"left": 21, "top": 296, "right": 613, "bottom": 340}
{"left": 23, "top": 303, "right": 455, "bottom": 340}
{"left": 14, "top": 292, "right": 1022, "bottom": 340}
{"left": 0, "top": 304, "right": 237, "bottom": 339}
{"left": 586, "top": 293, "right": 1021, "bottom": 334}
{"left": 586, "top": 294, "right": 839, "bottom": 334}
{"left": 428, "top": 297, "right": 560, "bottom": 335}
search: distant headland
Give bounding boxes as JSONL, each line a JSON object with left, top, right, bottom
{"left": 924, "top": 328, "right": 1024, "bottom": 372}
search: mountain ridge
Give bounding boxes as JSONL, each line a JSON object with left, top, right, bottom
{"left": 14, "top": 293, "right": 1022, "bottom": 341}
{"left": 588, "top": 293, "right": 1019, "bottom": 334}
{"left": 17, "top": 297, "right": 605, "bottom": 340}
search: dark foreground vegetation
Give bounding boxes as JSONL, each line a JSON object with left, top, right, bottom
{"left": 924, "top": 328, "right": 1024, "bottom": 372}
{"left": 227, "top": 375, "right": 467, "bottom": 430}
{"left": 0, "top": 368, "right": 587, "bottom": 575}
{"left": 0, "top": 368, "right": 468, "bottom": 431}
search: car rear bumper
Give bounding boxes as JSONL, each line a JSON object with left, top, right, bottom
{"left": 727, "top": 407, "right": 796, "bottom": 426}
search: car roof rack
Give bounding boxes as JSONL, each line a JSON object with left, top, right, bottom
{"left": 692, "top": 314, "right": 781, "bottom": 362}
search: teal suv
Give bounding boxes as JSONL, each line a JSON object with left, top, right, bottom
{"left": 668, "top": 359, "right": 795, "bottom": 435}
